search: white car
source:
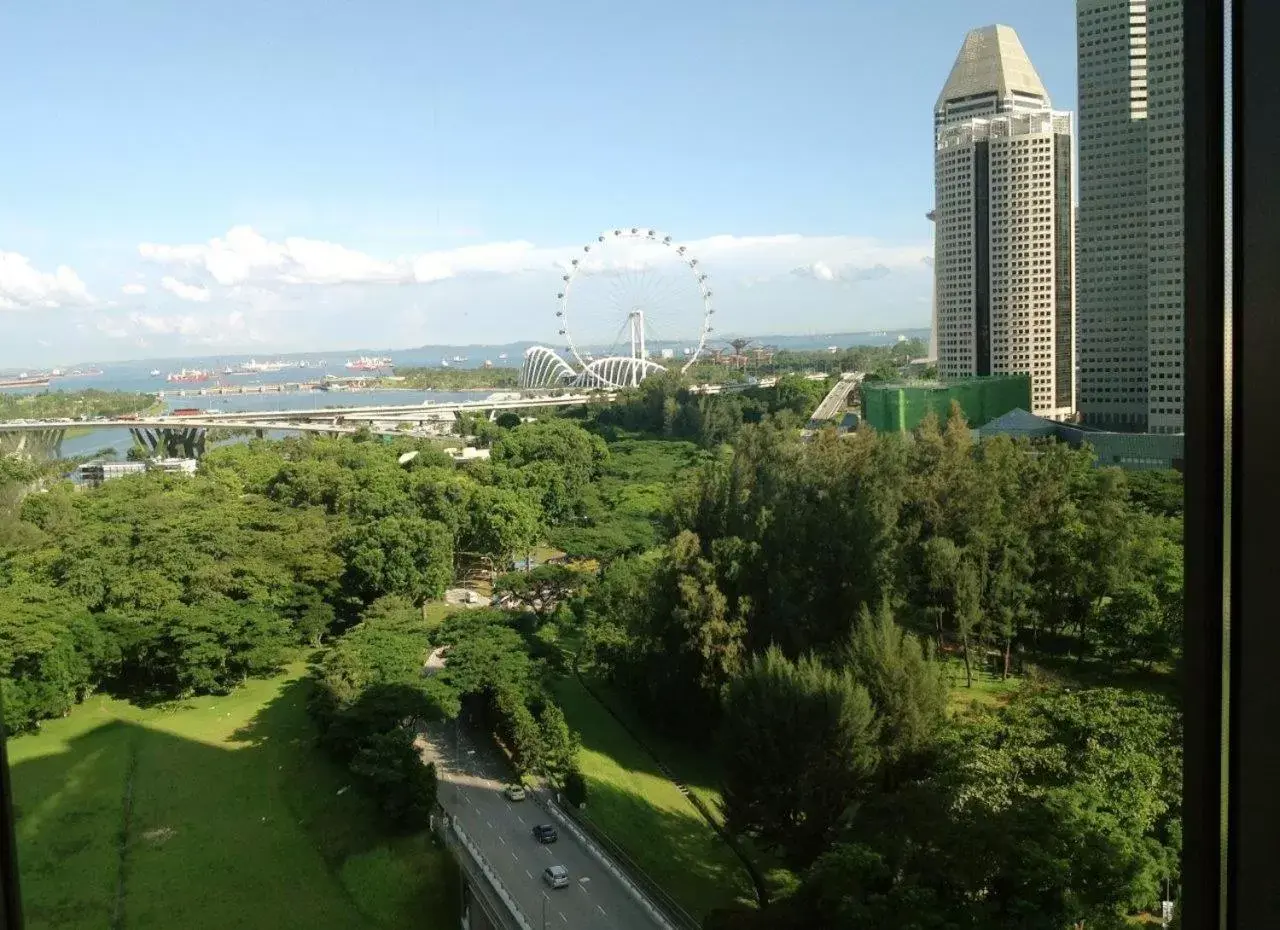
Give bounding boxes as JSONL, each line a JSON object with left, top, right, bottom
{"left": 542, "top": 865, "right": 570, "bottom": 889}
{"left": 503, "top": 784, "right": 527, "bottom": 802}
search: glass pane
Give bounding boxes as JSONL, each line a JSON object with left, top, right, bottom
{"left": 0, "top": 2, "right": 1192, "bottom": 929}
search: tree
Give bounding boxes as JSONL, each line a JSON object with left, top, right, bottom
{"left": 150, "top": 602, "right": 291, "bottom": 696}
{"left": 843, "top": 601, "right": 947, "bottom": 782}
{"left": 720, "top": 647, "right": 879, "bottom": 866}
{"left": 435, "top": 614, "right": 540, "bottom": 705}
{"left": 563, "top": 768, "right": 588, "bottom": 807}
{"left": 1096, "top": 516, "right": 1183, "bottom": 668}
{"left": 461, "top": 486, "right": 541, "bottom": 568}
{"left": 349, "top": 731, "right": 438, "bottom": 828}
{"left": 492, "top": 419, "right": 608, "bottom": 522}
{"left": 0, "top": 585, "right": 108, "bottom": 732}
{"left": 536, "top": 701, "right": 580, "bottom": 785}
{"left": 316, "top": 596, "right": 436, "bottom": 708}
{"left": 317, "top": 681, "right": 444, "bottom": 760}
{"left": 339, "top": 515, "right": 453, "bottom": 604}
{"left": 493, "top": 563, "right": 584, "bottom": 621}
{"left": 920, "top": 536, "right": 983, "bottom": 686}
{"left": 1125, "top": 468, "right": 1183, "bottom": 519}
{"left": 609, "top": 532, "right": 747, "bottom": 732}
{"left": 780, "top": 687, "right": 1183, "bottom": 929}
{"left": 289, "top": 590, "right": 336, "bottom": 647}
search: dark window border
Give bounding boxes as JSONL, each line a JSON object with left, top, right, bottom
{"left": 1226, "top": 0, "right": 1280, "bottom": 927}
{"left": 1183, "top": 0, "right": 1227, "bottom": 925}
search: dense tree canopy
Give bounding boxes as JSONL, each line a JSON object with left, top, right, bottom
{"left": 1, "top": 370, "right": 1184, "bottom": 925}
{"left": 0, "top": 388, "right": 156, "bottom": 421}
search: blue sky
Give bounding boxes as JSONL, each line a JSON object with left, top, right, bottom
{"left": 0, "top": 0, "right": 1076, "bottom": 366}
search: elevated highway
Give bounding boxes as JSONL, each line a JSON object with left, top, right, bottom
{"left": 0, "top": 392, "right": 613, "bottom": 458}
{"left": 802, "top": 373, "right": 862, "bottom": 439}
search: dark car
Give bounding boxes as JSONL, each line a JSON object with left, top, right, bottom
{"left": 532, "top": 824, "right": 558, "bottom": 844}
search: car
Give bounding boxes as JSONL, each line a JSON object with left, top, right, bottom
{"left": 542, "top": 865, "right": 570, "bottom": 889}
{"left": 503, "top": 784, "right": 527, "bottom": 802}
{"left": 532, "top": 824, "right": 558, "bottom": 844}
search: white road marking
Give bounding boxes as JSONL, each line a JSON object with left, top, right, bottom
{"left": 511, "top": 851, "right": 519, "bottom": 861}
{"left": 486, "top": 820, "right": 493, "bottom": 829}
{"left": 516, "top": 814, "right": 525, "bottom": 824}
{"left": 525, "top": 869, "right": 532, "bottom": 879}
{"left": 559, "top": 913, "right": 567, "bottom": 924}
{"left": 498, "top": 835, "right": 506, "bottom": 845}
{"left": 597, "top": 905, "right": 607, "bottom": 916}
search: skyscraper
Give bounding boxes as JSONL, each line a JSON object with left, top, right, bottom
{"left": 933, "top": 25, "right": 1075, "bottom": 420}
{"left": 1076, "top": 0, "right": 1185, "bottom": 433}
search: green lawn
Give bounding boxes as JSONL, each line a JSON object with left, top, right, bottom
{"left": 421, "top": 600, "right": 455, "bottom": 627}
{"left": 9, "top": 665, "right": 458, "bottom": 930}
{"left": 550, "top": 675, "right": 757, "bottom": 922}
{"left": 942, "top": 657, "right": 1021, "bottom": 715}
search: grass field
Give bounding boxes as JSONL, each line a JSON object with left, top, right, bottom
{"left": 550, "top": 675, "right": 757, "bottom": 922}
{"left": 9, "top": 665, "right": 458, "bottom": 930}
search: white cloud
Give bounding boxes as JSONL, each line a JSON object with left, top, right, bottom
{"left": 0, "top": 250, "right": 91, "bottom": 310}
{"left": 160, "top": 276, "right": 212, "bottom": 302}
{"left": 141, "top": 225, "right": 402, "bottom": 288}
{"left": 21, "top": 225, "right": 934, "bottom": 362}
{"left": 791, "top": 260, "right": 894, "bottom": 283}
{"left": 137, "top": 226, "right": 931, "bottom": 296}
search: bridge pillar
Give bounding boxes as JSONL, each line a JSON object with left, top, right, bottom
{"left": 0, "top": 428, "right": 66, "bottom": 461}
{"left": 129, "top": 428, "right": 159, "bottom": 455}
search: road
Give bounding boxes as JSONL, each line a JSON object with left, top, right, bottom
{"left": 810, "top": 375, "right": 859, "bottom": 422}
{"left": 421, "top": 722, "right": 664, "bottom": 930}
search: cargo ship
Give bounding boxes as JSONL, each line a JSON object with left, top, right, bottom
{"left": 233, "top": 359, "right": 290, "bottom": 374}
{"left": 166, "top": 369, "right": 210, "bottom": 384}
{"left": 345, "top": 356, "right": 392, "bottom": 371}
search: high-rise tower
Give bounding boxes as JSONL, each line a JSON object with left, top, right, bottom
{"left": 933, "top": 25, "right": 1075, "bottom": 419}
{"left": 1075, "top": 0, "right": 1184, "bottom": 433}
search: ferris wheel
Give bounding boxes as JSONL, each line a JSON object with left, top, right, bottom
{"left": 554, "top": 228, "right": 715, "bottom": 381}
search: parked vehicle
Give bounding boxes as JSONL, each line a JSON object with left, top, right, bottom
{"left": 542, "top": 865, "right": 569, "bottom": 889}
{"left": 532, "top": 824, "right": 558, "bottom": 844}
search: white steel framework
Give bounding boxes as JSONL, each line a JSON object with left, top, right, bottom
{"left": 555, "top": 227, "right": 714, "bottom": 376}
